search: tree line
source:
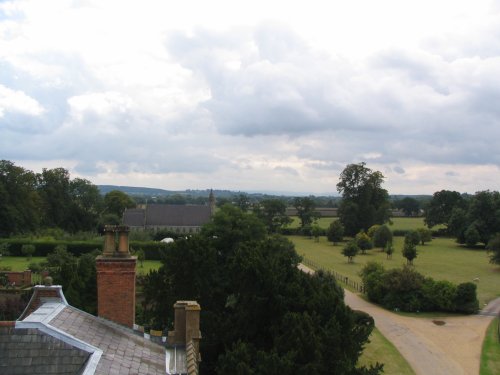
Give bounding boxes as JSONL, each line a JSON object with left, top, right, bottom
{"left": 0, "top": 160, "right": 135, "bottom": 237}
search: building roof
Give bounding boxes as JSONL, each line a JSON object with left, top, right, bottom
{"left": 123, "top": 204, "right": 211, "bottom": 228}
{"left": 0, "top": 286, "right": 168, "bottom": 375}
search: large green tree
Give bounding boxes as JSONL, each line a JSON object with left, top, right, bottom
{"left": 337, "top": 163, "right": 390, "bottom": 236}
{"left": 254, "top": 198, "right": 292, "bottom": 233}
{"left": 103, "top": 190, "right": 136, "bottom": 217}
{"left": 143, "top": 205, "right": 381, "bottom": 375}
{"left": 0, "top": 160, "right": 40, "bottom": 236}
{"left": 293, "top": 196, "right": 319, "bottom": 229}
{"left": 424, "top": 190, "right": 466, "bottom": 230}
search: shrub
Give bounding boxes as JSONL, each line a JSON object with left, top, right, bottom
{"left": 416, "top": 228, "right": 432, "bottom": 245}
{"left": 404, "top": 230, "right": 421, "bottom": 247}
{"left": 326, "top": 220, "right": 344, "bottom": 245}
{"left": 373, "top": 225, "right": 393, "bottom": 249}
{"left": 454, "top": 282, "right": 479, "bottom": 314}
{"left": 342, "top": 241, "right": 359, "bottom": 263}
{"left": 21, "top": 244, "right": 36, "bottom": 260}
{"left": 355, "top": 232, "right": 373, "bottom": 254}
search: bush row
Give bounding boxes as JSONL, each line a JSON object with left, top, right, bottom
{"left": 360, "top": 262, "right": 479, "bottom": 314}
{"left": 0, "top": 239, "right": 169, "bottom": 261}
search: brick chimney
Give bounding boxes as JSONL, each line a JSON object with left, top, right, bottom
{"left": 96, "top": 225, "right": 137, "bottom": 328}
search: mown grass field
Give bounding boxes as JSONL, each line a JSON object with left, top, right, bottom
{"left": 287, "top": 216, "right": 437, "bottom": 232}
{"left": 291, "top": 235, "right": 500, "bottom": 306}
{"left": 480, "top": 318, "right": 500, "bottom": 375}
{"left": 0, "top": 256, "right": 162, "bottom": 276}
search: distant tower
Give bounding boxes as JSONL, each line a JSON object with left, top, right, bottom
{"left": 209, "top": 189, "right": 216, "bottom": 216}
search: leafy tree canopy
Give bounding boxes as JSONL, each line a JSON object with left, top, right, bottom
{"left": 337, "top": 163, "right": 390, "bottom": 236}
{"left": 143, "top": 206, "right": 380, "bottom": 375}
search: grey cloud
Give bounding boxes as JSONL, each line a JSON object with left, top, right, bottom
{"left": 446, "top": 171, "right": 459, "bottom": 177}
{"left": 393, "top": 166, "right": 405, "bottom": 174}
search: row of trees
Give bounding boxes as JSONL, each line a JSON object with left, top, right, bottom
{"left": 0, "top": 160, "right": 135, "bottom": 236}
{"left": 424, "top": 189, "right": 500, "bottom": 249}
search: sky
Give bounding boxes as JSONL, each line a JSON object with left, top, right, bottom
{"left": 1, "top": 0, "right": 500, "bottom": 195}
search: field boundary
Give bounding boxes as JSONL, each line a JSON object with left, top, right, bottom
{"left": 302, "top": 256, "right": 365, "bottom": 293}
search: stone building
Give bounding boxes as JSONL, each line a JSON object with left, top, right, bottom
{"left": 123, "top": 190, "right": 216, "bottom": 233}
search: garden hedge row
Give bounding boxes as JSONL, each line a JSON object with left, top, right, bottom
{"left": 0, "top": 239, "right": 169, "bottom": 260}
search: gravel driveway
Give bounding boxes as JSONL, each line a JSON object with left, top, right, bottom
{"left": 298, "top": 264, "right": 498, "bottom": 375}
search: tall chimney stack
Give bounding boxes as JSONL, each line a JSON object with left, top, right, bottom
{"left": 96, "top": 225, "right": 137, "bottom": 328}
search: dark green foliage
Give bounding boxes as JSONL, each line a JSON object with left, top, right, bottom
{"left": 416, "top": 228, "right": 432, "bottom": 245}
{"left": 402, "top": 239, "right": 417, "bottom": 265}
{"left": 0, "top": 160, "right": 40, "bottom": 236}
{"left": 254, "top": 199, "right": 292, "bottom": 233}
{"left": 447, "top": 191, "right": 500, "bottom": 247}
{"left": 21, "top": 244, "right": 35, "bottom": 260}
{"left": 311, "top": 225, "right": 322, "bottom": 242}
{"left": 337, "top": 163, "right": 390, "bottom": 236}
{"left": 103, "top": 190, "right": 136, "bottom": 217}
{"left": 424, "top": 190, "right": 465, "bottom": 229}
{"left": 360, "top": 263, "right": 479, "bottom": 313}
{"left": 342, "top": 241, "right": 360, "bottom": 263}
{"left": 454, "top": 282, "right": 479, "bottom": 314}
{"left": 395, "top": 197, "right": 420, "bottom": 217}
{"left": 45, "top": 246, "right": 99, "bottom": 314}
{"left": 373, "top": 225, "right": 393, "bottom": 249}
{"left": 327, "top": 220, "right": 344, "bottom": 245}
{"left": 404, "top": 230, "right": 421, "bottom": 247}
{"left": 355, "top": 232, "right": 373, "bottom": 254}
{"left": 384, "top": 242, "right": 394, "bottom": 259}
{"left": 293, "top": 197, "right": 319, "bottom": 229}
{"left": 487, "top": 235, "right": 500, "bottom": 264}
{"left": 143, "top": 206, "right": 379, "bottom": 375}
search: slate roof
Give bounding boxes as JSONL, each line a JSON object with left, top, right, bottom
{"left": 0, "top": 324, "right": 90, "bottom": 375}
{"left": 123, "top": 204, "right": 211, "bottom": 228}
{"left": 0, "top": 286, "right": 168, "bottom": 375}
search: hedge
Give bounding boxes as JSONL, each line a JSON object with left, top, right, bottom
{"left": 0, "top": 239, "right": 170, "bottom": 261}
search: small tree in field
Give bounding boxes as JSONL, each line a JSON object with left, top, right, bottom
{"left": 136, "top": 249, "right": 145, "bottom": 268}
{"left": 384, "top": 242, "right": 394, "bottom": 259}
{"left": 311, "top": 225, "right": 322, "bottom": 242}
{"left": 327, "top": 220, "right": 344, "bottom": 245}
{"left": 373, "top": 225, "right": 393, "bottom": 250}
{"left": 416, "top": 228, "right": 432, "bottom": 245}
{"left": 21, "top": 244, "right": 35, "bottom": 260}
{"left": 342, "top": 241, "right": 359, "bottom": 263}
{"left": 405, "top": 230, "right": 421, "bottom": 247}
{"left": 402, "top": 239, "right": 417, "bottom": 265}
{"left": 355, "top": 231, "right": 373, "bottom": 254}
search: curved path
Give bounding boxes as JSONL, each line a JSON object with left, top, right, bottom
{"left": 299, "top": 264, "right": 499, "bottom": 375}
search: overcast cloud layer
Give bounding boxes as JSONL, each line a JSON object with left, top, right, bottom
{"left": 1, "top": 0, "right": 500, "bottom": 194}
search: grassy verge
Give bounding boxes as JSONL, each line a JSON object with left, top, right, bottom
{"left": 286, "top": 216, "right": 433, "bottom": 231}
{"left": 291, "top": 235, "right": 500, "bottom": 306}
{"left": 480, "top": 318, "right": 500, "bottom": 375}
{"left": 0, "top": 256, "right": 46, "bottom": 271}
{"left": 359, "top": 327, "right": 416, "bottom": 375}
{"left": 0, "top": 256, "right": 163, "bottom": 276}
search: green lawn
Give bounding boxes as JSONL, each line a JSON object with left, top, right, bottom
{"left": 1, "top": 256, "right": 162, "bottom": 276}
{"left": 359, "top": 327, "right": 416, "bottom": 375}
{"left": 287, "top": 216, "right": 437, "bottom": 231}
{"left": 481, "top": 318, "right": 500, "bottom": 375}
{"left": 0, "top": 256, "right": 46, "bottom": 271}
{"left": 291, "top": 235, "right": 500, "bottom": 306}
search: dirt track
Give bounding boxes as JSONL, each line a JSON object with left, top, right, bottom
{"left": 298, "top": 264, "right": 498, "bottom": 375}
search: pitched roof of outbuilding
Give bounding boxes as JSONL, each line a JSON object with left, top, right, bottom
{"left": 0, "top": 286, "right": 168, "bottom": 375}
{"left": 123, "top": 204, "right": 211, "bottom": 227}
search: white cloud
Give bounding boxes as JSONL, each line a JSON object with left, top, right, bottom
{"left": 1, "top": 0, "right": 500, "bottom": 194}
{"left": 0, "top": 84, "right": 44, "bottom": 118}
